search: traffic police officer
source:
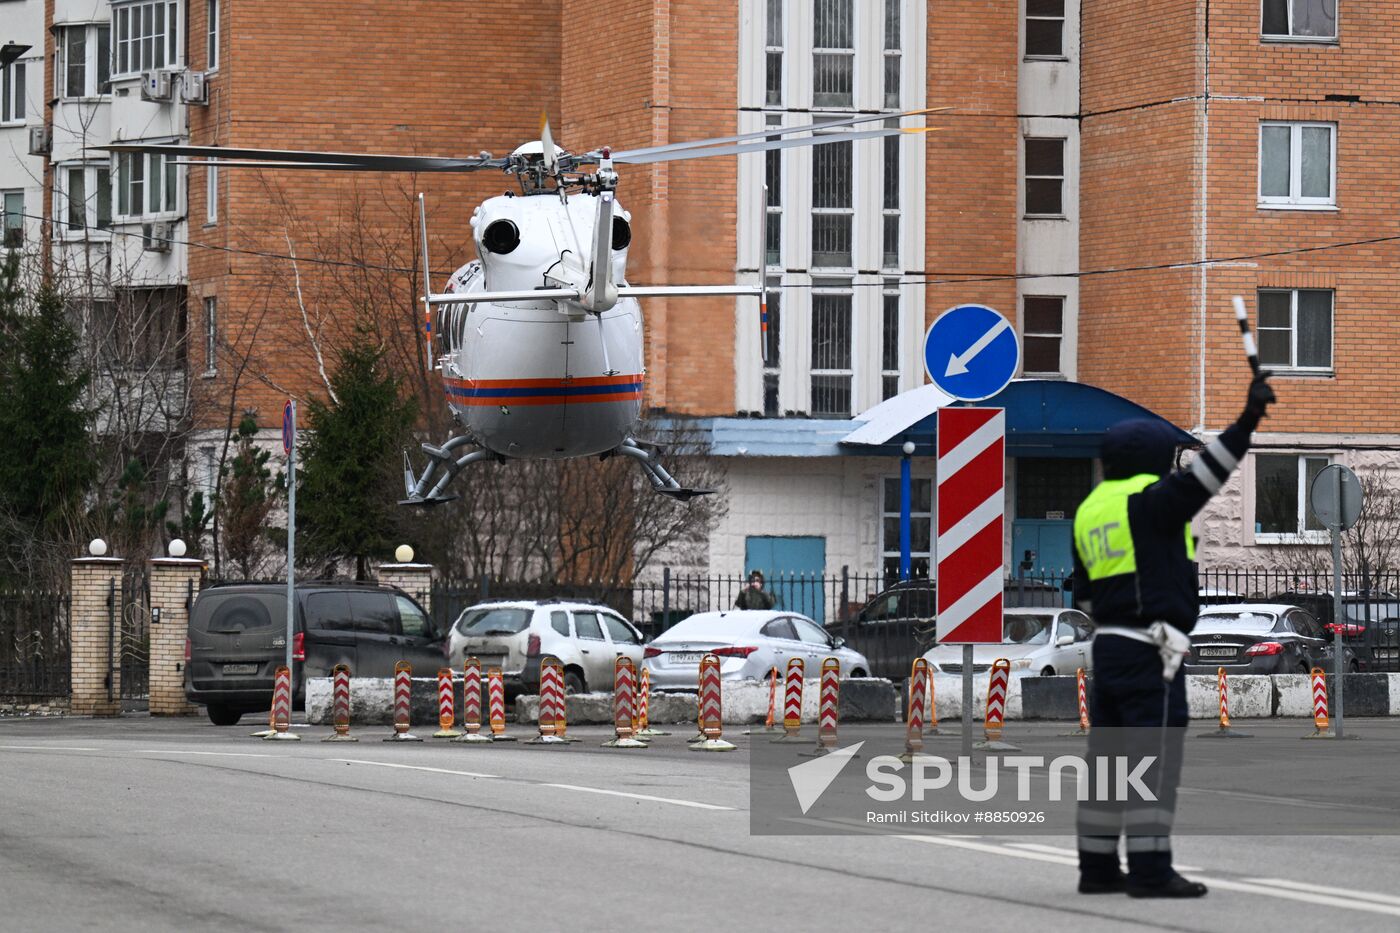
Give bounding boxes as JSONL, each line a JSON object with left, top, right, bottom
{"left": 1071, "top": 373, "right": 1276, "bottom": 898}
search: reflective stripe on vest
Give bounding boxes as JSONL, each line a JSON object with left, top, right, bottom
{"left": 1074, "top": 474, "right": 1194, "bottom": 581}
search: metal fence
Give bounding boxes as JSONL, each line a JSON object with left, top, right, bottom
{"left": 0, "top": 589, "right": 70, "bottom": 699}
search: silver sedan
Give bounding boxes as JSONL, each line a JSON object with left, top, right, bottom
{"left": 922, "top": 607, "right": 1096, "bottom": 676}
{"left": 643, "top": 610, "right": 872, "bottom": 689}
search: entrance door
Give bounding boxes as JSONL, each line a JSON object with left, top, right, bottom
{"left": 1013, "top": 457, "right": 1092, "bottom": 581}
{"left": 744, "top": 536, "right": 826, "bottom": 623}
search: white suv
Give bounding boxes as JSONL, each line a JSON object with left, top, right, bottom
{"left": 445, "top": 599, "right": 646, "bottom": 695}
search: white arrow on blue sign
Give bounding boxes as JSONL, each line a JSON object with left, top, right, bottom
{"left": 924, "top": 304, "right": 1020, "bottom": 402}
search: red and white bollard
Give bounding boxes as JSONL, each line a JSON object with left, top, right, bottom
{"left": 452, "top": 657, "right": 492, "bottom": 744}
{"left": 1201, "top": 666, "right": 1250, "bottom": 738}
{"left": 801, "top": 657, "right": 840, "bottom": 756}
{"left": 321, "top": 663, "right": 357, "bottom": 742}
{"left": 1062, "top": 667, "right": 1091, "bottom": 736}
{"left": 902, "top": 658, "right": 928, "bottom": 761}
{"left": 604, "top": 657, "right": 647, "bottom": 748}
{"left": 1305, "top": 666, "right": 1335, "bottom": 738}
{"left": 385, "top": 660, "right": 423, "bottom": 742}
{"left": 691, "top": 653, "right": 736, "bottom": 752}
{"left": 528, "top": 657, "right": 567, "bottom": 745}
{"left": 771, "top": 657, "right": 806, "bottom": 743}
{"left": 264, "top": 664, "right": 300, "bottom": 741}
{"left": 975, "top": 658, "right": 1019, "bottom": 751}
{"left": 487, "top": 667, "right": 515, "bottom": 741}
{"left": 434, "top": 667, "right": 462, "bottom": 738}
{"left": 634, "top": 666, "right": 668, "bottom": 737}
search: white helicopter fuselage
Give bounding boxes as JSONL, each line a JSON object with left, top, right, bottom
{"left": 435, "top": 190, "right": 644, "bottom": 460}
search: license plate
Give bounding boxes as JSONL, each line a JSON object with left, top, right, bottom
{"left": 222, "top": 663, "right": 259, "bottom": 675}
{"left": 1197, "top": 647, "right": 1235, "bottom": 658}
{"left": 669, "top": 652, "right": 703, "bottom": 664}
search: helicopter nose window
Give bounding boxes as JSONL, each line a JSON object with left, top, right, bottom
{"left": 482, "top": 219, "right": 521, "bottom": 255}
{"left": 611, "top": 217, "right": 632, "bottom": 250}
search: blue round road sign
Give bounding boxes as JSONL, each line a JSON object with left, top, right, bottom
{"left": 282, "top": 399, "right": 295, "bottom": 455}
{"left": 924, "top": 304, "right": 1020, "bottom": 402}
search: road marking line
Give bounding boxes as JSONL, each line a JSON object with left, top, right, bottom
{"left": 1205, "top": 878, "right": 1400, "bottom": 918}
{"left": 1004, "top": 843, "right": 1201, "bottom": 872}
{"left": 1241, "top": 878, "right": 1400, "bottom": 909}
{"left": 0, "top": 745, "right": 98, "bottom": 751}
{"left": 136, "top": 750, "right": 275, "bottom": 758}
{"left": 329, "top": 759, "right": 497, "bottom": 779}
{"left": 541, "top": 783, "right": 735, "bottom": 811}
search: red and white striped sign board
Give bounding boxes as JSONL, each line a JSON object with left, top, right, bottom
{"left": 935, "top": 407, "right": 1005, "bottom": 644}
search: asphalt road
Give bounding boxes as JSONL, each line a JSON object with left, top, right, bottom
{"left": 4, "top": 715, "right": 1400, "bottom": 932}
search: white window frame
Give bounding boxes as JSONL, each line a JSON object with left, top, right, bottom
{"left": 1258, "top": 121, "right": 1336, "bottom": 209}
{"left": 205, "top": 164, "right": 218, "bottom": 224}
{"left": 1261, "top": 0, "right": 1338, "bottom": 42}
{"left": 1255, "top": 288, "right": 1334, "bottom": 373}
{"left": 810, "top": 277, "right": 855, "bottom": 417}
{"left": 812, "top": 0, "right": 856, "bottom": 110}
{"left": 203, "top": 295, "right": 217, "bottom": 376}
{"left": 3, "top": 190, "right": 24, "bottom": 250}
{"left": 55, "top": 23, "right": 112, "bottom": 100}
{"left": 54, "top": 163, "right": 113, "bottom": 240}
{"left": 1251, "top": 453, "right": 1334, "bottom": 544}
{"left": 207, "top": 0, "right": 220, "bottom": 71}
{"left": 116, "top": 150, "right": 182, "bottom": 220}
{"left": 878, "top": 475, "right": 933, "bottom": 576}
{"left": 1024, "top": 136, "right": 1067, "bottom": 218}
{"left": 1, "top": 58, "right": 25, "bottom": 124}
{"left": 764, "top": 0, "right": 781, "bottom": 106}
{"left": 882, "top": 0, "right": 901, "bottom": 108}
{"left": 113, "top": 1, "right": 183, "bottom": 78}
{"left": 1025, "top": 0, "right": 1068, "bottom": 60}
{"left": 811, "top": 132, "right": 854, "bottom": 271}
{"left": 880, "top": 279, "right": 901, "bottom": 400}
{"left": 1021, "top": 294, "right": 1065, "bottom": 376}
{"left": 199, "top": 444, "right": 218, "bottom": 500}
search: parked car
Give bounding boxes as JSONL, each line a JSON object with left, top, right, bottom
{"left": 185, "top": 581, "right": 444, "bottom": 726}
{"left": 922, "top": 607, "right": 1095, "bottom": 676}
{"left": 1183, "top": 603, "right": 1358, "bottom": 676}
{"left": 445, "top": 599, "right": 645, "bottom": 696}
{"left": 824, "top": 577, "right": 1068, "bottom": 681}
{"left": 643, "top": 610, "right": 870, "bottom": 690}
{"left": 1269, "top": 591, "right": 1400, "bottom": 671}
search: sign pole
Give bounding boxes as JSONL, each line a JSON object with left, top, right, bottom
{"left": 961, "top": 644, "right": 973, "bottom": 760}
{"left": 284, "top": 399, "right": 297, "bottom": 678}
{"left": 1310, "top": 462, "right": 1362, "bottom": 740}
{"left": 900, "top": 442, "right": 912, "bottom": 581}
{"left": 1331, "top": 469, "right": 1345, "bottom": 739}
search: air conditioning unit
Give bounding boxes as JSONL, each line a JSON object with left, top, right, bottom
{"left": 181, "top": 71, "right": 208, "bottom": 105}
{"left": 28, "top": 125, "right": 50, "bottom": 156}
{"left": 140, "top": 70, "right": 174, "bottom": 103}
{"left": 143, "top": 221, "right": 173, "bottom": 253}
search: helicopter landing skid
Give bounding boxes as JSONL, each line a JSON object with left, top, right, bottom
{"left": 614, "top": 439, "right": 714, "bottom": 501}
{"left": 399, "top": 441, "right": 496, "bottom": 507}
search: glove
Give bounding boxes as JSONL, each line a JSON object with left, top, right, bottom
{"left": 1243, "top": 372, "right": 1276, "bottom": 421}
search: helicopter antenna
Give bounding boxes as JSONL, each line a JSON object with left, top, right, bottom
{"left": 418, "top": 192, "right": 434, "bottom": 347}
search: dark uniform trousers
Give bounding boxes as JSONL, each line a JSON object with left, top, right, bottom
{"left": 1076, "top": 634, "right": 1189, "bottom": 885}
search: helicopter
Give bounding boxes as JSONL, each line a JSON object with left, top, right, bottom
{"left": 101, "top": 109, "right": 934, "bottom": 503}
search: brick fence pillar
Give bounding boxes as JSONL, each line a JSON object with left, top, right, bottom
{"left": 376, "top": 559, "right": 434, "bottom": 615}
{"left": 70, "top": 555, "right": 123, "bottom": 717}
{"left": 148, "top": 557, "right": 204, "bottom": 716}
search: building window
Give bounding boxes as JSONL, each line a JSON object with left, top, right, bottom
{"left": 205, "top": 164, "right": 218, "bottom": 224}
{"left": 1257, "top": 289, "right": 1332, "bottom": 371}
{"left": 108, "top": 286, "right": 186, "bottom": 368}
{"left": 1024, "top": 138, "right": 1065, "bottom": 216}
{"left": 763, "top": 285, "right": 781, "bottom": 416}
{"left": 812, "top": 136, "right": 853, "bottom": 268}
{"left": 765, "top": 0, "right": 782, "bottom": 106}
{"left": 882, "top": 134, "right": 899, "bottom": 268}
{"left": 117, "top": 151, "right": 180, "bottom": 217}
{"left": 1262, "top": 0, "right": 1336, "bottom": 40}
{"left": 1026, "top": 0, "right": 1066, "bottom": 57}
{"left": 1259, "top": 122, "right": 1335, "bottom": 207}
{"left": 3, "top": 191, "right": 22, "bottom": 249}
{"left": 765, "top": 115, "right": 782, "bottom": 266}
{"left": 207, "top": 0, "right": 220, "bottom": 70}
{"left": 880, "top": 476, "right": 932, "bottom": 580}
{"left": 56, "top": 24, "right": 111, "bottom": 99}
{"left": 883, "top": 0, "right": 901, "bottom": 108}
{"left": 881, "top": 281, "right": 900, "bottom": 401}
{"left": 813, "top": 0, "right": 854, "bottom": 108}
{"left": 56, "top": 164, "right": 112, "bottom": 237}
{"left": 1255, "top": 454, "right": 1331, "bottom": 539}
{"left": 199, "top": 444, "right": 218, "bottom": 500}
{"left": 203, "top": 296, "right": 217, "bottom": 374}
{"left": 1016, "top": 458, "right": 1092, "bottom": 521}
{"left": 811, "top": 278, "right": 853, "bottom": 416}
{"left": 114, "top": 1, "right": 182, "bottom": 77}
{"left": 1, "top": 58, "right": 24, "bottom": 123}
{"left": 1022, "top": 296, "right": 1064, "bottom": 375}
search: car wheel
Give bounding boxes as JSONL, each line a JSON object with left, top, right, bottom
{"left": 1298, "top": 661, "right": 1311, "bottom": 675}
{"left": 850, "top": 668, "right": 867, "bottom": 678}
{"left": 1041, "top": 666, "right": 1056, "bottom": 677}
{"left": 206, "top": 705, "right": 242, "bottom": 726}
{"left": 563, "top": 669, "right": 586, "bottom": 695}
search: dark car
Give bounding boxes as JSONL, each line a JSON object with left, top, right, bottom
{"left": 824, "top": 577, "right": 1068, "bottom": 681}
{"left": 1270, "top": 591, "right": 1400, "bottom": 672}
{"left": 185, "top": 581, "right": 446, "bottom": 726}
{"left": 1183, "top": 603, "right": 1358, "bottom": 676}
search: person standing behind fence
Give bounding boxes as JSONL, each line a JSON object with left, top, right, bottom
{"left": 734, "top": 570, "right": 776, "bottom": 610}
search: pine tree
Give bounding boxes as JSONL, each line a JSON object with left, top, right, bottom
{"left": 221, "top": 415, "right": 279, "bottom": 579}
{"left": 296, "top": 327, "right": 418, "bottom": 580}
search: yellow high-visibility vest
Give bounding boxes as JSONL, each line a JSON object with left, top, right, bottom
{"left": 1074, "top": 474, "right": 1194, "bottom": 581}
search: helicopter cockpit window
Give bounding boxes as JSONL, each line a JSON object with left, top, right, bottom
{"left": 611, "top": 217, "right": 631, "bottom": 250}
{"left": 482, "top": 219, "right": 520, "bottom": 255}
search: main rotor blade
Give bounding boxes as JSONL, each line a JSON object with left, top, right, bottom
{"left": 601, "top": 107, "right": 945, "bottom": 161}
{"left": 540, "top": 113, "right": 560, "bottom": 176}
{"left": 95, "top": 143, "right": 506, "bottom": 173}
{"left": 610, "top": 126, "right": 936, "bottom": 166}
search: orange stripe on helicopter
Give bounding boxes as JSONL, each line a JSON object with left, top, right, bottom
{"left": 442, "top": 373, "right": 644, "bottom": 407}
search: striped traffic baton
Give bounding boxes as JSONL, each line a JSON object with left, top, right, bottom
{"left": 528, "top": 657, "right": 567, "bottom": 745}
{"left": 1303, "top": 667, "right": 1336, "bottom": 739}
{"left": 1200, "top": 666, "right": 1250, "bottom": 738}
{"left": 487, "top": 667, "right": 516, "bottom": 741}
{"left": 384, "top": 661, "right": 423, "bottom": 742}
{"left": 635, "top": 666, "right": 669, "bottom": 737}
{"left": 901, "top": 658, "right": 928, "bottom": 761}
{"left": 452, "top": 657, "right": 492, "bottom": 744}
{"left": 321, "top": 663, "right": 358, "bottom": 742}
{"left": 604, "top": 657, "right": 647, "bottom": 748}
{"left": 771, "top": 657, "right": 806, "bottom": 743}
{"left": 434, "top": 667, "right": 462, "bottom": 738}
{"left": 691, "top": 653, "right": 736, "bottom": 752}
{"left": 974, "top": 659, "right": 1020, "bottom": 751}
{"left": 264, "top": 664, "right": 300, "bottom": 741}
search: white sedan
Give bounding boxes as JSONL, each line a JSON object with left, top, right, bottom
{"left": 922, "top": 608, "right": 1095, "bottom": 676}
{"left": 643, "top": 610, "right": 872, "bottom": 690}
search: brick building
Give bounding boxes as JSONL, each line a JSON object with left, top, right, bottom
{"left": 5, "top": 1, "right": 1395, "bottom": 586}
